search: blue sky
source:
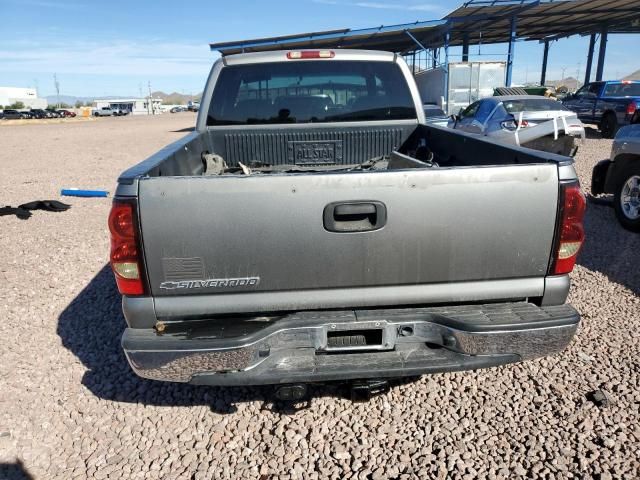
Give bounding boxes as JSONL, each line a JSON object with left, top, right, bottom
{"left": 1, "top": 0, "right": 638, "bottom": 97}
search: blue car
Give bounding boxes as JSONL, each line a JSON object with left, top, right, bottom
{"left": 562, "top": 80, "right": 640, "bottom": 138}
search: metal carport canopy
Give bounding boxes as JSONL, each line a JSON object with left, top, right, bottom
{"left": 210, "top": 0, "right": 640, "bottom": 56}
{"left": 446, "top": 0, "right": 640, "bottom": 44}
{"left": 208, "top": 20, "right": 448, "bottom": 56}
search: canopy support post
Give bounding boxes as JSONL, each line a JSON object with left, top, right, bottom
{"left": 540, "top": 40, "right": 549, "bottom": 85}
{"left": 595, "top": 26, "right": 608, "bottom": 81}
{"left": 444, "top": 30, "right": 450, "bottom": 114}
{"left": 462, "top": 33, "right": 469, "bottom": 62}
{"left": 506, "top": 16, "right": 517, "bottom": 87}
{"left": 584, "top": 33, "right": 596, "bottom": 84}
{"left": 404, "top": 30, "right": 428, "bottom": 52}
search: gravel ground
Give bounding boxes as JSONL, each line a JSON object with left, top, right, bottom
{"left": 1, "top": 116, "right": 639, "bottom": 479}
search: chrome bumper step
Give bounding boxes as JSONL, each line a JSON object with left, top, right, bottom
{"left": 122, "top": 302, "right": 580, "bottom": 385}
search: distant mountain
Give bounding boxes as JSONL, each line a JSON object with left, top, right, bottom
{"left": 546, "top": 76, "right": 580, "bottom": 90}
{"left": 152, "top": 91, "right": 202, "bottom": 105}
{"left": 44, "top": 94, "right": 133, "bottom": 106}
{"left": 45, "top": 95, "right": 97, "bottom": 106}
{"left": 44, "top": 91, "right": 203, "bottom": 106}
{"left": 623, "top": 69, "right": 640, "bottom": 81}
{"left": 545, "top": 70, "right": 640, "bottom": 89}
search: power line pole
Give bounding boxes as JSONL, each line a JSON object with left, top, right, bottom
{"left": 53, "top": 73, "right": 60, "bottom": 108}
{"left": 148, "top": 81, "right": 153, "bottom": 115}
{"left": 576, "top": 62, "right": 581, "bottom": 89}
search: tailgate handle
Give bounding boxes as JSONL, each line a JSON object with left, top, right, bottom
{"left": 334, "top": 204, "right": 376, "bottom": 216}
{"left": 324, "top": 201, "right": 386, "bottom": 233}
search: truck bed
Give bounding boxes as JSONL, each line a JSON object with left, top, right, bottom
{"left": 118, "top": 122, "right": 571, "bottom": 180}
{"left": 117, "top": 122, "right": 573, "bottom": 319}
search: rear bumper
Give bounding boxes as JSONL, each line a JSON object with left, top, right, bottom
{"left": 122, "top": 302, "right": 580, "bottom": 386}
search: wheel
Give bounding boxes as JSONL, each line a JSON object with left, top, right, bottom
{"left": 600, "top": 112, "right": 618, "bottom": 139}
{"left": 613, "top": 164, "right": 640, "bottom": 232}
{"left": 93, "top": 112, "right": 99, "bottom": 117}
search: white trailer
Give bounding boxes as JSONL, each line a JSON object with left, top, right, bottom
{"left": 414, "top": 61, "right": 506, "bottom": 115}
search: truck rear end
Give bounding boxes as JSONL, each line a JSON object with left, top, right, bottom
{"left": 111, "top": 50, "right": 585, "bottom": 386}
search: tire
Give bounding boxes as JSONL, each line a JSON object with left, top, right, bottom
{"left": 613, "top": 164, "right": 640, "bottom": 232}
{"left": 93, "top": 112, "right": 99, "bottom": 117}
{"left": 600, "top": 112, "right": 618, "bottom": 139}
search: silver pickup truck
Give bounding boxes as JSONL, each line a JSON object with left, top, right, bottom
{"left": 110, "top": 50, "right": 585, "bottom": 390}
{"left": 592, "top": 124, "right": 640, "bottom": 231}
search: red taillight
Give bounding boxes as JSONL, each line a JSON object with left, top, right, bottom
{"left": 500, "top": 119, "right": 528, "bottom": 130}
{"left": 626, "top": 101, "right": 637, "bottom": 116}
{"left": 109, "top": 200, "right": 145, "bottom": 295}
{"left": 552, "top": 182, "right": 586, "bottom": 275}
{"left": 287, "top": 50, "right": 335, "bottom": 59}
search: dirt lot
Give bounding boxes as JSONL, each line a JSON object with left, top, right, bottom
{"left": 1, "top": 114, "right": 638, "bottom": 479}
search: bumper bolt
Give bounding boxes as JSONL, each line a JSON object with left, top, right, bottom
{"left": 399, "top": 326, "right": 414, "bottom": 337}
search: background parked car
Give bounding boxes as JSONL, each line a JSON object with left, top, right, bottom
{"left": 29, "top": 109, "right": 49, "bottom": 119}
{"left": 57, "top": 109, "right": 76, "bottom": 117}
{"left": 592, "top": 124, "right": 640, "bottom": 231}
{"left": 449, "top": 95, "right": 584, "bottom": 156}
{"left": 92, "top": 107, "right": 115, "bottom": 117}
{"left": 422, "top": 104, "right": 449, "bottom": 127}
{"left": 170, "top": 106, "right": 187, "bottom": 113}
{"left": 4, "top": 110, "right": 32, "bottom": 119}
{"left": 563, "top": 80, "right": 640, "bottom": 138}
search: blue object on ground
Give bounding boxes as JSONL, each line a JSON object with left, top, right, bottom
{"left": 61, "top": 189, "right": 109, "bottom": 198}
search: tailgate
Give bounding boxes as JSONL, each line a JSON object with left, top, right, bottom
{"left": 138, "top": 164, "right": 559, "bottom": 312}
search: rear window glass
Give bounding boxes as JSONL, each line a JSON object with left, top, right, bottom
{"left": 603, "top": 83, "right": 640, "bottom": 97}
{"left": 207, "top": 61, "right": 416, "bottom": 125}
{"left": 460, "top": 101, "right": 480, "bottom": 118}
{"left": 475, "top": 100, "right": 495, "bottom": 123}
{"left": 502, "top": 98, "right": 570, "bottom": 113}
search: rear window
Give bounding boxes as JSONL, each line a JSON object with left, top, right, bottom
{"left": 502, "top": 98, "right": 570, "bottom": 113}
{"left": 603, "top": 82, "right": 640, "bottom": 97}
{"left": 207, "top": 61, "right": 416, "bottom": 125}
